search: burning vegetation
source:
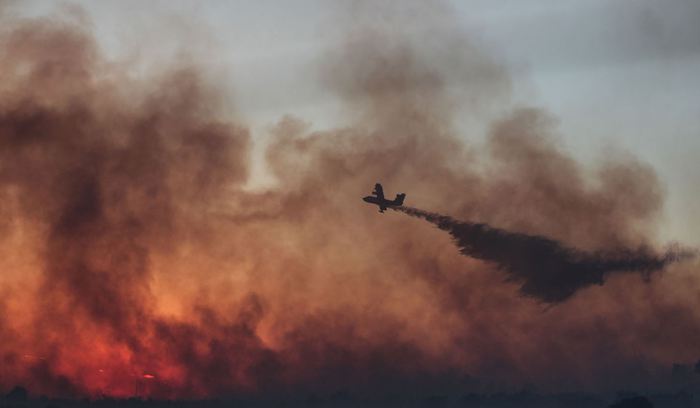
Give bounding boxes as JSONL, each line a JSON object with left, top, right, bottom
{"left": 0, "top": 1, "right": 698, "bottom": 400}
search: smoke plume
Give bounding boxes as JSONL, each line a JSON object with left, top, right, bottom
{"left": 0, "top": 0, "right": 699, "bottom": 399}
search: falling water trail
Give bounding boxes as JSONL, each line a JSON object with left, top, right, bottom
{"left": 395, "top": 206, "right": 694, "bottom": 302}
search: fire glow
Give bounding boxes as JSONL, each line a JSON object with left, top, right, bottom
{"left": 0, "top": 1, "right": 698, "bottom": 401}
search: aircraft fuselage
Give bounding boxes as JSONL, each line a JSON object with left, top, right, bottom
{"left": 362, "top": 183, "right": 405, "bottom": 213}
{"left": 362, "top": 195, "right": 396, "bottom": 212}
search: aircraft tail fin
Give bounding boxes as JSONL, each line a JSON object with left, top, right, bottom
{"left": 394, "top": 193, "right": 406, "bottom": 206}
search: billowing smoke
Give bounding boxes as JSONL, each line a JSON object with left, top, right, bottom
{"left": 0, "top": 0, "right": 699, "bottom": 400}
{"left": 396, "top": 206, "right": 691, "bottom": 302}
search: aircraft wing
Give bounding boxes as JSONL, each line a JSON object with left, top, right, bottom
{"left": 372, "top": 183, "right": 384, "bottom": 199}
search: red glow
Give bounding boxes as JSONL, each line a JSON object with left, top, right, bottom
{"left": 143, "top": 374, "right": 155, "bottom": 379}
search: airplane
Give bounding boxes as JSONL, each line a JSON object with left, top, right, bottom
{"left": 362, "top": 183, "right": 405, "bottom": 213}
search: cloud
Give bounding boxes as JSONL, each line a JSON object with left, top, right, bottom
{"left": 0, "top": 0, "right": 697, "bottom": 398}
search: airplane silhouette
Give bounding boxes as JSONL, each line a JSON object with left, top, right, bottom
{"left": 362, "top": 183, "right": 405, "bottom": 213}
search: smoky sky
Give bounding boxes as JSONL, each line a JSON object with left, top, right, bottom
{"left": 0, "top": 0, "right": 699, "bottom": 399}
{"left": 477, "top": 0, "right": 700, "bottom": 72}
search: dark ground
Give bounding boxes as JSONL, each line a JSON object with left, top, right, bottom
{"left": 2, "top": 387, "right": 699, "bottom": 408}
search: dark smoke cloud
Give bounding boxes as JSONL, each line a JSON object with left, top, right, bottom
{"left": 0, "top": 12, "right": 256, "bottom": 397}
{"left": 0, "top": 0, "right": 699, "bottom": 399}
{"left": 396, "top": 206, "right": 692, "bottom": 302}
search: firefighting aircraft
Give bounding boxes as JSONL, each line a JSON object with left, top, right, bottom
{"left": 362, "top": 183, "right": 405, "bottom": 213}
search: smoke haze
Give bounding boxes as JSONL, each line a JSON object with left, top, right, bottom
{"left": 0, "top": 0, "right": 698, "bottom": 399}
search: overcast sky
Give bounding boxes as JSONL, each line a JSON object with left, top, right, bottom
{"left": 10, "top": 0, "right": 700, "bottom": 245}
